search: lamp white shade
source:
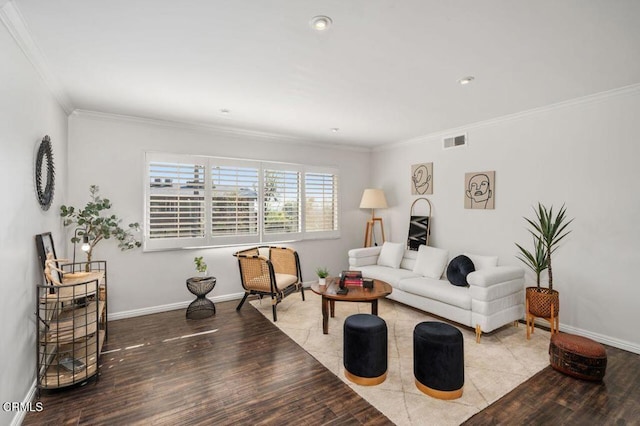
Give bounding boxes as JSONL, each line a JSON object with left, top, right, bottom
{"left": 359, "top": 189, "right": 388, "bottom": 209}
{"left": 81, "top": 235, "right": 90, "bottom": 252}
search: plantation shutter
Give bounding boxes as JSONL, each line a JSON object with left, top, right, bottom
{"left": 210, "top": 161, "right": 260, "bottom": 245}
{"left": 263, "top": 167, "right": 301, "bottom": 241}
{"left": 304, "top": 170, "right": 339, "bottom": 238}
{"left": 145, "top": 153, "right": 207, "bottom": 250}
{"left": 144, "top": 153, "right": 339, "bottom": 250}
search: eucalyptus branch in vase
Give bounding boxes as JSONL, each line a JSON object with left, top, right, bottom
{"left": 61, "top": 185, "right": 141, "bottom": 267}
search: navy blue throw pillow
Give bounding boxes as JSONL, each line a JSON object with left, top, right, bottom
{"left": 447, "top": 255, "right": 475, "bottom": 287}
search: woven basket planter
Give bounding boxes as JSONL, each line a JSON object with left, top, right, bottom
{"left": 526, "top": 287, "right": 559, "bottom": 318}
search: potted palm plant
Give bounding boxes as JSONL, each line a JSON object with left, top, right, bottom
{"left": 516, "top": 203, "right": 573, "bottom": 320}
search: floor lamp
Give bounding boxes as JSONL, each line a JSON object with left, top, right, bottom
{"left": 360, "top": 188, "right": 388, "bottom": 247}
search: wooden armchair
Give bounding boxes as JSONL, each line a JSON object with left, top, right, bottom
{"left": 233, "top": 246, "right": 305, "bottom": 321}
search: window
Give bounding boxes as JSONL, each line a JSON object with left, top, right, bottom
{"left": 305, "top": 171, "right": 339, "bottom": 235}
{"left": 263, "top": 168, "right": 301, "bottom": 237}
{"left": 144, "top": 153, "right": 339, "bottom": 250}
{"left": 148, "top": 158, "right": 206, "bottom": 245}
{"left": 211, "top": 164, "right": 259, "bottom": 240}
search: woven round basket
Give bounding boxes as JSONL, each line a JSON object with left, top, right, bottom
{"left": 526, "top": 287, "right": 559, "bottom": 318}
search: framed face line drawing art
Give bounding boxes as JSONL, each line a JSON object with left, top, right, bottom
{"left": 465, "top": 171, "right": 495, "bottom": 209}
{"left": 411, "top": 163, "right": 433, "bottom": 195}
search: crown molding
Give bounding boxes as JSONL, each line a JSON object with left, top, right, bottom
{"left": 377, "top": 83, "right": 640, "bottom": 152}
{"left": 0, "top": 1, "right": 73, "bottom": 114}
{"left": 70, "top": 109, "right": 371, "bottom": 153}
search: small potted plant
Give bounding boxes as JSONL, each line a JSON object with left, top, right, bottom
{"left": 194, "top": 256, "right": 208, "bottom": 277}
{"left": 516, "top": 203, "right": 573, "bottom": 322}
{"left": 315, "top": 267, "right": 329, "bottom": 285}
{"left": 187, "top": 256, "right": 215, "bottom": 289}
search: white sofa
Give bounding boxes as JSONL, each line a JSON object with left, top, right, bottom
{"left": 348, "top": 244, "right": 525, "bottom": 342}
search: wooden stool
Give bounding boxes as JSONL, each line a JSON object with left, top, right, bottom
{"left": 549, "top": 333, "right": 607, "bottom": 381}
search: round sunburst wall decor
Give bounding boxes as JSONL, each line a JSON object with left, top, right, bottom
{"left": 35, "top": 135, "right": 55, "bottom": 210}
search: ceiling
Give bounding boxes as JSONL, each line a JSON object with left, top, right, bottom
{"left": 6, "top": 0, "right": 640, "bottom": 148}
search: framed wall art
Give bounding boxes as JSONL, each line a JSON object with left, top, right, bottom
{"left": 35, "top": 232, "right": 61, "bottom": 284}
{"left": 411, "top": 162, "right": 433, "bottom": 195}
{"left": 464, "top": 171, "right": 495, "bottom": 209}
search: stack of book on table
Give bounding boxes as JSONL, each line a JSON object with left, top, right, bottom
{"left": 341, "top": 270, "right": 363, "bottom": 286}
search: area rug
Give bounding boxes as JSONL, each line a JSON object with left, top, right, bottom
{"left": 250, "top": 291, "right": 550, "bottom": 426}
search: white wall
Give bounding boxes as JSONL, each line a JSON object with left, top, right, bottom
{"left": 0, "top": 20, "right": 68, "bottom": 426}
{"left": 67, "top": 112, "right": 371, "bottom": 317}
{"left": 371, "top": 87, "right": 640, "bottom": 353}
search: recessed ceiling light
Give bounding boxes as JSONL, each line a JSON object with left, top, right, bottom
{"left": 330, "top": 128, "right": 340, "bottom": 133}
{"left": 457, "top": 76, "right": 475, "bottom": 85}
{"left": 310, "top": 16, "right": 332, "bottom": 31}
{"left": 220, "top": 109, "right": 230, "bottom": 114}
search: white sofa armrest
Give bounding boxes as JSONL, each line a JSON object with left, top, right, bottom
{"left": 467, "top": 266, "right": 524, "bottom": 288}
{"left": 348, "top": 247, "right": 381, "bottom": 268}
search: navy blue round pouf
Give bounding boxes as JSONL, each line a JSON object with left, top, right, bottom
{"left": 414, "top": 321, "right": 464, "bottom": 399}
{"left": 343, "top": 313, "right": 388, "bottom": 385}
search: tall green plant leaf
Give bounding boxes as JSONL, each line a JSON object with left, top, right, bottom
{"left": 517, "top": 202, "right": 573, "bottom": 291}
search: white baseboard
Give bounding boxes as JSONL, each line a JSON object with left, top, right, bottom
{"left": 530, "top": 317, "right": 640, "bottom": 355}
{"left": 109, "top": 292, "right": 246, "bottom": 320}
{"left": 559, "top": 323, "right": 640, "bottom": 355}
{"left": 11, "top": 380, "right": 37, "bottom": 426}
{"left": 109, "top": 284, "right": 319, "bottom": 321}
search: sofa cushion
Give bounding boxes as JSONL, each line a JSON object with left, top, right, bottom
{"left": 464, "top": 253, "right": 498, "bottom": 270}
{"left": 447, "top": 255, "right": 475, "bottom": 286}
{"left": 399, "top": 249, "right": 418, "bottom": 271}
{"left": 400, "top": 277, "right": 472, "bottom": 310}
{"left": 356, "top": 265, "right": 421, "bottom": 288}
{"left": 413, "top": 245, "right": 449, "bottom": 279}
{"left": 377, "top": 242, "right": 405, "bottom": 269}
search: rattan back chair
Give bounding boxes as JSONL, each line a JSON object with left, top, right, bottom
{"left": 233, "top": 246, "right": 304, "bottom": 321}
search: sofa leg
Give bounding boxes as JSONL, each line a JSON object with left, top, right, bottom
{"left": 475, "top": 325, "right": 482, "bottom": 343}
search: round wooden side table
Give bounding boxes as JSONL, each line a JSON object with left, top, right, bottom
{"left": 186, "top": 276, "right": 216, "bottom": 319}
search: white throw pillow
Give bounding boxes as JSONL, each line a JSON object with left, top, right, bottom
{"left": 464, "top": 253, "right": 498, "bottom": 270}
{"left": 377, "top": 242, "right": 405, "bottom": 269}
{"left": 413, "top": 245, "right": 449, "bottom": 279}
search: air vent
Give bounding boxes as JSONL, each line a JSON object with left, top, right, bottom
{"left": 443, "top": 133, "right": 467, "bottom": 150}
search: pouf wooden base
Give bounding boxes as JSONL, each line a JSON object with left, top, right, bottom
{"left": 415, "top": 379, "right": 463, "bottom": 400}
{"left": 345, "top": 370, "right": 387, "bottom": 386}
{"left": 549, "top": 333, "right": 607, "bottom": 381}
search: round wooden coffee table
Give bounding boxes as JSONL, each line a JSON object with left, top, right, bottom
{"left": 310, "top": 277, "right": 392, "bottom": 334}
